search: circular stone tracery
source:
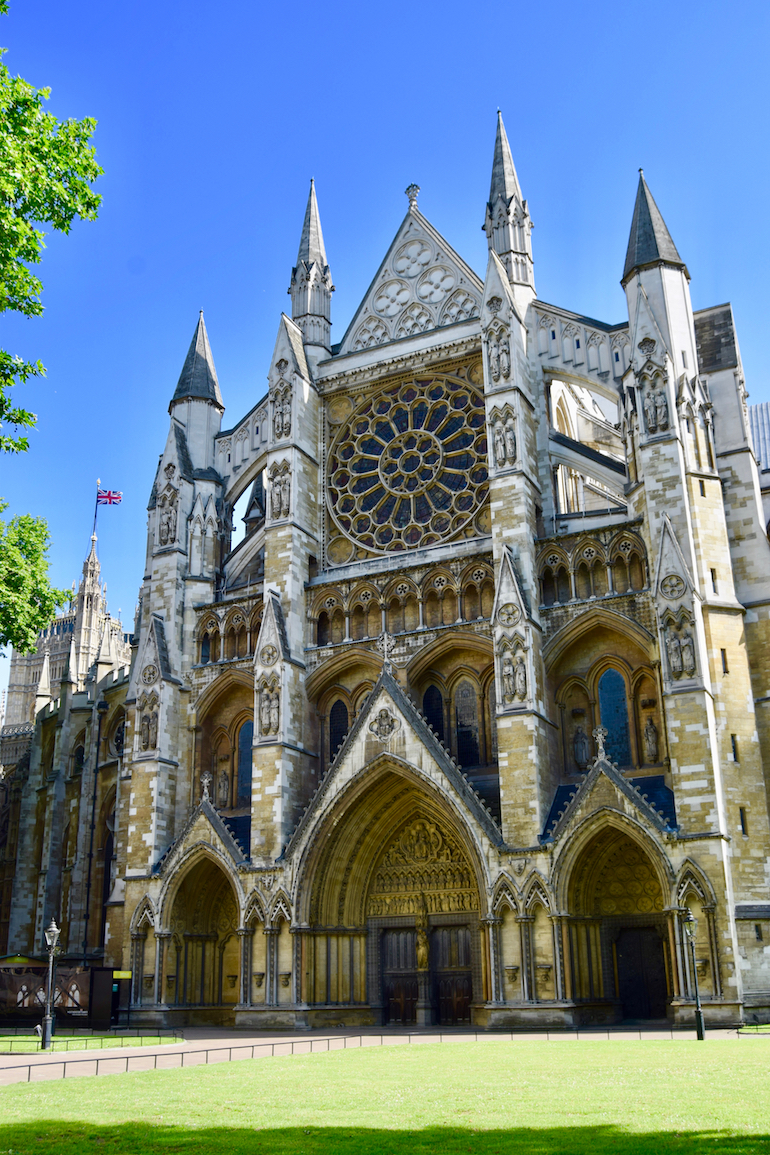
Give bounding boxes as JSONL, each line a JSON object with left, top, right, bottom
{"left": 327, "top": 374, "right": 488, "bottom": 554}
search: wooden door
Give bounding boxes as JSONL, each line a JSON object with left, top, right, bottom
{"left": 616, "top": 927, "right": 668, "bottom": 1020}
{"left": 382, "top": 929, "right": 418, "bottom": 1024}
{"left": 432, "top": 926, "right": 473, "bottom": 1025}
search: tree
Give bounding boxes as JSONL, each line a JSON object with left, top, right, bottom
{"left": 0, "top": 2, "right": 102, "bottom": 651}
{"left": 0, "top": 0, "right": 102, "bottom": 451}
{"left": 0, "top": 502, "right": 68, "bottom": 651}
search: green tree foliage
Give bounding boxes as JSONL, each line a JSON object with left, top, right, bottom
{"left": 0, "top": 502, "right": 68, "bottom": 651}
{"left": 0, "top": 0, "right": 102, "bottom": 451}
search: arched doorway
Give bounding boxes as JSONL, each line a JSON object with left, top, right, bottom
{"left": 566, "top": 826, "right": 670, "bottom": 1022}
{"left": 165, "top": 857, "right": 241, "bottom": 1012}
{"left": 298, "top": 767, "right": 485, "bottom": 1027}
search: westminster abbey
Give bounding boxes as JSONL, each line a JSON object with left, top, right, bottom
{"left": 2, "top": 114, "right": 770, "bottom": 1028}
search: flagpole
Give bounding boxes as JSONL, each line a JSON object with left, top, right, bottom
{"left": 92, "top": 478, "right": 100, "bottom": 538}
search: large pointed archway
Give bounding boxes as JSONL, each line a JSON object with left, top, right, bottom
{"left": 295, "top": 763, "right": 487, "bottom": 1026}
{"left": 565, "top": 823, "right": 672, "bottom": 1022}
{"left": 163, "top": 855, "right": 241, "bottom": 1012}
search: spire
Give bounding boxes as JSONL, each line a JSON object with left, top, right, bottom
{"left": 483, "top": 111, "right": 534, "bottom": 300}
{"left": 290, "top": 180, "right": 333, "bottom": 363}
{"left": 623, "top": 171, "right": 687, "bottom": 283}
{"left": 35, "top": 649, "right": 51, "bottom": 713}
{"left": 488, "top": 109, "right": 522, "bottom": 206}
{"left": 296, "top": 179, "right": 327, "bottom": 269}
{"left": 171, "top": 312, "right": 224, "bottom": 408}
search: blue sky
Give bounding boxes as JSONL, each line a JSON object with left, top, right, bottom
{"left": 1, "top": 0, "right": 768, "bottom": 690}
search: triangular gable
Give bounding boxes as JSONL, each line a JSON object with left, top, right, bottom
{"left": 492, "top": 546, "right": 531, "bottom": 625}
{"left": 337, "top": 208, "right": 484, "bottom": 356}
{"left": 482, "top": 250, "right": 522, "bottom": 328}
{"left": 284, "top": 667, "right": 502, "bottom": 858}
{"left": 154, "top": 796, "right": 249, "bottom": 877}
{"left": 269, "top": 314, "right": 310, "bottom": 386}
{"left": 653, "top": 514, "right": 696, "bottom": 604}
{"left": 129, "top": 613, "right": 180, "bottom": 700}
{"left": 541, "top": 739, "right": 677, "bottom": 844}
{"left": 630, "top": 284, "right": 670, "bottom": 372}
{"left": 254, "top": 590, "right": 290, "bottom": 669}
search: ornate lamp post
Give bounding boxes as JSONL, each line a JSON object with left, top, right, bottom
{"left": 42, "top": 918, "right": 60, "bottom": 1050}
{"left": 682, "top": 909, "right": 705, "bottom": 1040}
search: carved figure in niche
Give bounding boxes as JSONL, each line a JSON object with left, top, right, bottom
{"left": 514, "top": 656, "right": 527, "bottom": 700}
{"left": 218, "top": 769, "right": 229, "bottom": 808}
{"left": 655, "top": 388, "right": 669, "bottom": 430}
{"left": 494, "top": 424, "right": 506, "bottom": 468}
{"left": 370, "top": 707, "right": 399, "bottom": 742}
{"left": 505, "top": 423, "right": 516, "bottom": 465}
{"left": 273, "top": 393, "right": 284, "bottom": 440}
{"left": 270, "top": 474, "right": 283, "bottom": 519}
{"left": 280, "top": 474, "right": 290, "bottom": 518}
{"left": 681, "top": 633, "right": 696, "bottom": 676}
{"left": 416, "top": 925, "right": 429, "bottom": 970}
{"left": 644, "top": 716, "right": 658, "bottom": 763}
{"left": 573, "top": 725, "right": 590, "bottom": 770}
{"left": 201, "top": 771, "right": 212, "bottom": 802}
{"left": 141, "top": 714, "right": 150, "bottom": 750}
{"left": 666, "top": 631, "right": 683, "bottom": 677}
{"left": 499, "top": 336, "right": 511, "bottom": 379}
{"left": 501, "top": 656, "right": 515, "bottom": 704}
{"left": 282, "top": 392, "right": 292, "bottom": 437}
{"left": 489, "top": 336, "right": 500, "bottom": 382}
{"left": 260, "top": 690, "right": 272, "bottom": 736}
{"left": 159, "top": 496, "right": 177, "bottom": 546}
{"left": 643, "top": 389, "right": 657, "bottom": 434}
{"left": 148, "top": 712, "right": 158, "bottom": 749}
{"left": 270, "top": 691, "right": 280, "bottom": 735}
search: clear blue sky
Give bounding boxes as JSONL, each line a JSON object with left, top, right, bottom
{"left": 1, "top": 0, "right": 768, "bottom": 687}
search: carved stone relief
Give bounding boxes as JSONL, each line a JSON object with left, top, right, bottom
{"left": 367, "top": 818, "right": 478, "bottom": 918}
{"left": 268, "top": 462, "right": 291, "bottom": 520}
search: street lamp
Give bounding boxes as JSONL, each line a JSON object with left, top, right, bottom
{"left": 42, "top": 918, "right": 60, "bottom": 1050}
{"left": 682, "top": 909, "right": 705, "bottom": 1041}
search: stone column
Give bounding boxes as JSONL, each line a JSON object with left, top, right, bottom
{"left": 264, "top": 927, "right": 279, "bottom": 1006}
{"left": 237, "top": 927, "right": 252, "bottom": 1007}
{"left": 130, "top": 931, "right": 146, "bottom": 1007}
{"left": 154, "top": 932, "right": 172, "bottom": 1006}
{"left": 481, "top": 916, "right": 503, "bottom": 1003}
{"left": 516, "top": 915, "right": 534, "bottom": 1002}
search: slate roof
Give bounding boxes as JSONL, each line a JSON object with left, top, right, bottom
{"left": 693, "top": 304, "right": 738, "bottom": 374}
{"left": 171, "top": 312, "right": 223, "bottom": 408}
{"left": 623, "top": 173, "right": 686, "bottom": 281}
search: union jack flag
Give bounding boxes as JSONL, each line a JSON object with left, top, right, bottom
{"left": 96, "top": 489, "right": 122, "bottom": 505}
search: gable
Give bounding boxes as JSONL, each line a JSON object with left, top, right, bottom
{"left": 337, "top": 208, "right": 483, "bottom": 356}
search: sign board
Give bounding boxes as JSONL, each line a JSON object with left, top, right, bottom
{"left": 112, "top": 970, "right": 132, "bottom": 979}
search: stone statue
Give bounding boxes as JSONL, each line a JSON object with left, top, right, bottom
{"left": 282, "top": 392, "right": 292, "bottom": 437}
{"left": 494, "top": 424, "right": 506, "bottom": 468}
{"left": 270, "top": 691, "right": 280, "bottom": 735}
{"left": 489, "top": 337, "right": 500, "bottom": 381}
{"left": 644, "top": 716, "right": 658, "bottom": 763}
{"left": 514, "top": 656, "right": 527, "bottom": 700}
{"left": 148, "top": 712, "right": 158, "bottom": 749}
{"left": 260, "top": 689, "right": 271, "bottom": 736}
{"left": 643, "top": 389, "right": 657, "bottom": 433}
{"left": 681, "top": 633, "right": 695, "bottom": 676}
{"left": 271, "top": 474, "right": 282, "bottom": 519}
{"left": 416, "top": 927, "right": 429, "bottom": 970}
{"left": 273, "top": 399, "right": 283, "bottom": 441}
{"left": 201, "top": 771, "right": 212, "bottom": 803}
{"left": 655, "top": 388, "right": 669, "bottom": 430}
{"left": 218, "top": 769, "right": 229, "bottom": 808}
{"left": 499, "top": 336, "right": 511, "bottom": 379}
{"left": 573, "top": 725, "right": 590, "bottom": 769}
{"left": 141, "top": 714, "right": 150, "bottom": 750}
{"left": 667, "top": 631, "right": 683, "bottom": 677}
{"left": 505, "top": 423, "right": 516, "bottom": 465}
{"left": 280, "top": 474, "right": 291, "bottom": 518}
{"left": 502, "top": 656, "right": 515, "bottom": 703}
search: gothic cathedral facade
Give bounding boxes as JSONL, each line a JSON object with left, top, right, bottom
{"left": 2, "top": 115, "right": 770, "bottom": 1027}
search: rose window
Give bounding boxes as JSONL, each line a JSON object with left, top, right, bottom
{"left": 327, "top": 375, "right": 488, "bottom": 553}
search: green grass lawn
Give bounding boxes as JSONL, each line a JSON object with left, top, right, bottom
{"left": 1, "top": 1038, "right": 769, "bottom": 1153}
{"left": 0, "top": 1033, "right": 178, "bottom": 1053}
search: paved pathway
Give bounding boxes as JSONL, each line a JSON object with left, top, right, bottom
{"left": 0, "top": 1024, "right": 748, "bottom": 1087}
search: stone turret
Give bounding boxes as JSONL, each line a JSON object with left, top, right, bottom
{"left": 483, "top": 111, "right": 534, "bottom": 317}
{"left": 289, "top": 180, "right": 333, "bottom": 370}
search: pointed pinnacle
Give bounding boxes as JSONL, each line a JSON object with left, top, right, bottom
{"left": 623, "top": 171, "right": 685, "bottom": 281}
{"left": 297, "top": 178, "right": 328, "bottom": 268}
{"left": 172, "top": 312, "right": 223, "bottom": 407}
{"left": 489, "top": 110, "right": 522, "bottom": 206}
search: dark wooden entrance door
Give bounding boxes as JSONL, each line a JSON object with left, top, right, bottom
{"left": 383, "top": 929, "right": 418, "bottom": 1024}
{"left": 616, "top": 927, "right": 668, "bottom": 1020}
{"left": 432, "top": 926, "right": 473, "bottom": 1025}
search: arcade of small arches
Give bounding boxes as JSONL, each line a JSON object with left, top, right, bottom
{"left": 313, "top": 563, "right": 495, "bottom": 647}
{"left": 538, "top": 534, "right": 648, "bottom": 607}
{"left": 196, "top": 601, "right": 264, "bottom": 666}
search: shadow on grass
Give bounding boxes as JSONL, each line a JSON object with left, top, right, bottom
{"left": 0, "top": 1124, "right": 768, "bottom": 1154}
